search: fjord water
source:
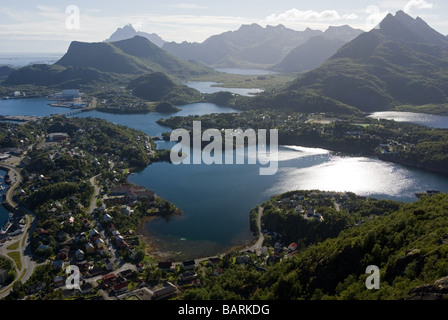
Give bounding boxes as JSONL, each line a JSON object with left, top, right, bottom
{"left": 184, "top": 81, "right": 264, "bottom": 96}
{"left": 215, "top": 68, "right": 277, "bottom": 75}
{"left": 0, "top": 98, "right": 72, "bottom": 117}
{"left": 129, "top": 146, "right": 448, "bottom": 260}
{"left": 369, "top": 111, "right": 448, "bottom": 129}
{"left": 2, "top": 98, "right": 448, "bottom": 258}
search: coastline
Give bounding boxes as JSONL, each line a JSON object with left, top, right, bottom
{"left": 137, "top": 205, "right": 264, "bottom": 263}
{"left": 138, "top": 215, "right": 177, "bottom": 261}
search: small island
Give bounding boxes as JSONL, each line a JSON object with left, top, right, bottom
{"left": 155, "top": 102, "right": 181, "bottom": 113}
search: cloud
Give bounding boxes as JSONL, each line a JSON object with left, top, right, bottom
{"left": 404, "top": 0, "right": 434, "bottom": 13}
{"left": 266, "top": 9, "right": 342, "bottom": 23}
{"left": 171, "top": 3, "right": 208, "bottom": 9}
{"left": 343, "top": 13, "right": 359, "bottom": 20}
{"left": 36, "top": 5, "right": 59, "bottom": 13}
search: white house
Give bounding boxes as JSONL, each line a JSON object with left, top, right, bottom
{"left": 75, "top": 249, "right": 85, "bottom": 261}
{"left": 121, "top": 205, "right": 134, "bottom": 216}
{"left": 95, "top": 238, "right": 105, "bottom": 248}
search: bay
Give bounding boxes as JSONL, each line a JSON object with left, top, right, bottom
{"left": 128, "top": 145, "right": 448, "bottom": 260}
{"left": 0, "top": 98, "right": 70, "bottom": 117}
{"left": 2, "top": 98, "right": 448, "bottom": 260}
{"left": 215, "top": 68, "right": 277, "bottom": 75}
{"left": 369, "top": 111, "right": 448, "bottom": 129}
{"left": 183, "top": 81, "right": 264, "bottom": 96}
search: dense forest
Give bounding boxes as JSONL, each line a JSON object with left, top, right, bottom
{"left": 180, "top": 192, "right": 448, "bottom": 300}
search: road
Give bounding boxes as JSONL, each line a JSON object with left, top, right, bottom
{"left": 246, "top": 206, "right": 265, "bottom": 252}
{"left": 0, "top": 155, "right": 43, "bottom": 298}
{"left": 0, "top": 209, "right": 40, "bottom": 299}
{"left": 0, "top": 163, "right": 22, "bottom": 208}
{"left": 88, "top": 175, "right": 101, "bottom": 214}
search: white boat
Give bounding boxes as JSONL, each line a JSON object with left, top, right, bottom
{"left": 0, "top": 221, "right": 12, "bottom": 234}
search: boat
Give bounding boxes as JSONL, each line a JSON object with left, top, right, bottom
{"left": 0, "top": 221, "right": 12, "bottom": 235}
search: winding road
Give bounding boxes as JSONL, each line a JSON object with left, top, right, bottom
{"left": 0, "top": 162, "right": 41, "bottom": 298}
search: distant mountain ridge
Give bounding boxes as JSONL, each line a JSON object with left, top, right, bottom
{"left": 105, "top": 24, "right": 166, "bottom": 48}
{"left": 284, "top": 11, "right": 448, "bottom": 112}
{"left": 56, "top": 36, "right": 213, "bottom": 78}
{"left": 272, "top": 36, "right": 347, "bottom": 73}
{"left": 272, "top": 25, "right": 364, "bottom": 73}
{"left": 162, "top": 23, "right": 363, "bottom": 69}
{"left": 3, "top": 35, "right": 215, "bottom": 87}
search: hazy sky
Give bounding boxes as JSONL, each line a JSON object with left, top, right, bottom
{"left": 1, "top": 0, "right": 447, "bottom": 53}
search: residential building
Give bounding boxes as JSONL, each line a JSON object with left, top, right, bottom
{"left": 53, "top": 276, "right": 65, "bottom": 287}
{"left": 85, "top": 242, "right": 95, "bottom": 254}
{"left": 102, "top": 273, "right": 117, "bottom": 285}
{"left": 75, "top": 249, "right": 85, "bottom": 261}
{"left": 47, "top": 133, "right": 70, "bottom": 142}
{"left": 181, "top": 260, "right": 196, "bottom": 270}
{"left": 121, "top": 205, "right": 134, "bottom": 216}
{"left": 158, "top": 261, "right": 174, "bottom": 272}
{"left": 103, "top": 213, "right": 113, "bottom": 222}
{"left": 179, "top": 271, "right": 197, "bottom": 282}
{"left": 113, "top": 281, "right": 129, "bottom": 295}
{"left": 53, "top": 260, "right": 65, "bottom": 271}
{"left": 236, "top": 255, "right": 250, "bottom": 265}
{"left": 152, "top": 282, "right": 177, "bottom": 300}
{"left": 208, "top": 257, "right": 222, "bottom": 266}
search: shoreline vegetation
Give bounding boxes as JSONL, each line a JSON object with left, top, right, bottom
{"left": 157, "top": 110, "right": 448, "bottom": 176}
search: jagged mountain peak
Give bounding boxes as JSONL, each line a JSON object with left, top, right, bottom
{"left": 378, "top": 10, "right": 448, "bottom": 47}
{"left": 105, "top": 24, "right": 166, "bottom": 48}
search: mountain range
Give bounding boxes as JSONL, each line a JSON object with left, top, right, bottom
{"left": 272, "top": 36, "right": 347, "bottom": 73}
{"left": 105, "top": 24, "right": 166, "bottom": 48}
{"left": 283, "top": 10, "right": 448, "bottom": 112}
{"left": 3, "top": 36, "right": 215, "bottom": 87}
{"left": 57, "top": 36, "right": 213, "bottom": 77}
{"left": 127, "top": 72, "right": 203, "bottom": 104}
{"left": 3, "top": 12, "right": 448, "bottom": 114}
{"left": 161, "top": 23, "right": 363, "bottom": 69}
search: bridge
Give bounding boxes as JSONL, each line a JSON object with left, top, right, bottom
{"left": 65, "top": 98, "right": 97, "bottom": 117}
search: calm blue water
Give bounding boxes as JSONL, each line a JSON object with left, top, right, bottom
{"left": 184, "top": 81, "right": 264, "bottom": 96}
{"left": 0, "top": 98, "right": 69, "bottom": 117}
{"left": 216, "top": 68, "right": 277, "bottom": 75}
{"left": 74, "top": 103, "right": 239, "bottom": 138}
{"left": 129, "top": 146, "right": 448, "bottom": 260}
{"left": 0, "top": 53, "right": 63, "bottom": 67}
{"left": 2, "top": 98, "right": 448, "bottom": 259}
{"left": 369, "top": 111, "right": 448, "bottom": 129}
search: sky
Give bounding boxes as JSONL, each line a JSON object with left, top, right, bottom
{"left": 1, "top": 0, "right": 448, "bottom": 53}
